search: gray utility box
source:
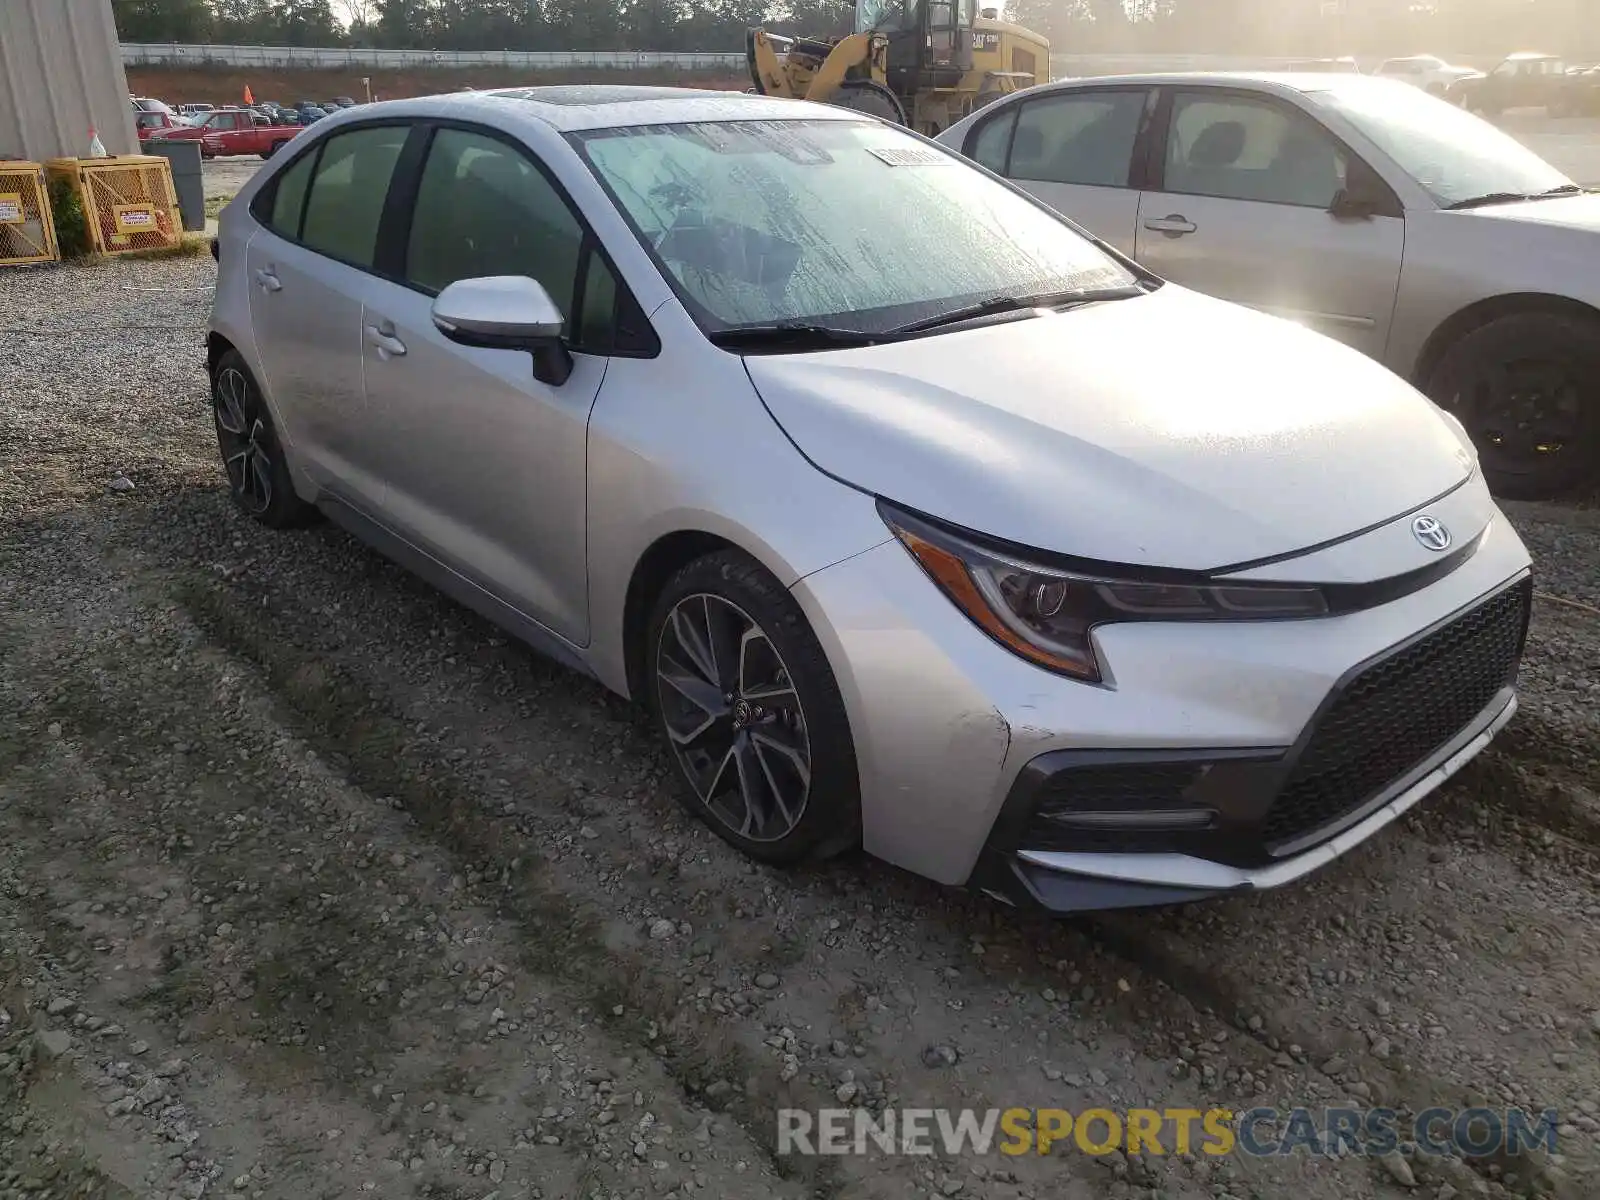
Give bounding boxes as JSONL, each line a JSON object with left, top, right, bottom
{"left": 143, "top": 139, "right": 205, "bottom": 232}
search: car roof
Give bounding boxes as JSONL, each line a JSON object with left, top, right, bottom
{"left": 342, "top": 85, "right": 860, "bottom": 133}
{"left": 1019, "top": 71, "right": 1410, "bottom": 97}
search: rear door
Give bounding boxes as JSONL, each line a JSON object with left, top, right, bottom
{"left": 1134, "top": 87, "right": 1404, "bottom": 359}
{"left": 961, "top": 86, "right": 1153, "bottom": 256}
{"left": 244, "top": 122, "right": 413, "bottom": 513}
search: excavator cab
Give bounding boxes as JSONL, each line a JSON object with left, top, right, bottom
{"left": 860, "top": 0, "right": 976, "bottom": 95}
{"left": 746, "top": 0, "right": 1040, "bottom": 132}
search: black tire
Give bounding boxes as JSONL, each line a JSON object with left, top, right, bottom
{"left": 210, "top": 350, "right": 319, "bottom": 528}
{"left": 1424, "top": 311, "right": 1600, "bottom": 500}
{"left": 830, "top": 80, "right": 907, "bottom": 125}
{"left": 644, "top": 548, "right": 861, "bottom": 865}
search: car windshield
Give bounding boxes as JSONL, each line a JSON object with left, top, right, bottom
{"left": 1311, "top": 82, "right": 1573, "bottom": 207}
{"left": 575, "top": 118, "right": 1136, "bottom": 335}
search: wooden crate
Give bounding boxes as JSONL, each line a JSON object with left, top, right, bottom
{"left": 0, "top": 160, "right": 59, "bottom": 266}
{"left": 45, "top": 155, "right": 180, "bottom": 256}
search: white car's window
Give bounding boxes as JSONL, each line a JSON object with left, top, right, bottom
{"left": 1312, "top": 83, "right": 1573, "bottom": 207}
{"left": 405, "top": 127, "right": 625, "bottom": 353}
{"left": 968, "top": 108, "right": 1016, "bottom": 174}
{"left": 264, "top": 151, "right": 316, "bottom": 240}
{"left": 299, "top": 125, "right": 409, "bottom": 268}
{"left": 1009, "top": 90, "right": 1148, "bottom": 188}
{"left": 1163, "top": 93, "right": 1347, "bottom": 209}
{"left": 407, "top": 129, "right": 582, "bottom": 303}
{"left": 577, "top": 118, "right": 1135, "bottom": 333}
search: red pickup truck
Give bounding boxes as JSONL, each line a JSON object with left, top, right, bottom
{"left": 194, "top": 109, "right": 299, "bottom": 159}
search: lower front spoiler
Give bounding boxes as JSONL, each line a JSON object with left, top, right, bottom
{"left": 973, "top": 691, "right": 1519, "bottom": 915}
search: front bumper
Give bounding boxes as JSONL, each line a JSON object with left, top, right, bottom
{"left": 791, "top": 484, "right": 1532, "bottom": 909}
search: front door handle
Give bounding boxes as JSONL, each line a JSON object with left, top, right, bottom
{"left": 364, "top": 324, "right": 407, "bottom": 358}
{"left": 1143, "top": 215, "right": 1198, "bottom": 236}
{"left": 254, "top": 267, "right": 282, "bottom": 292}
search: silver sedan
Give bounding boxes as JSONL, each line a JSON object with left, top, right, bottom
{"left": 939, "top": 73, "right": 1600, "bottom": 499}
{"left": 207, "top": 87, "right": 1531, "bottom": 914}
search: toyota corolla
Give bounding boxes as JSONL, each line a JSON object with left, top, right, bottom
{"left": 206, "top": 87, "right": 1533, "bottom": 912}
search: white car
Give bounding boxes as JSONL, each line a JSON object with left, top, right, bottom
{"left": 206, "top": 87, "right": 1533, "bottom": 913}
{"left": 1374, "top": 55, "right": 1483, "bottom": 96}
{"left": 937, "top": 72, "right": 1600, "bottom": 499}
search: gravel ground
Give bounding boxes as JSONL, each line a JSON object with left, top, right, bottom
{"left": 0, "top": 171, "right": 1597, "bottom": 1200}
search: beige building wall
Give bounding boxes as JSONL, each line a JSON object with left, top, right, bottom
{"left": 0, "top": 0, "right": 137, "bottom": 162}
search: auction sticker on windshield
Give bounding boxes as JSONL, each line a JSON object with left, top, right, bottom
{"left": 867, "top": 146, "right": 954, "bottom": 167}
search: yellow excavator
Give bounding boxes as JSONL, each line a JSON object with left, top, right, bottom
{"left": 746, "top": 1, "right": 1051, "bottom": 136}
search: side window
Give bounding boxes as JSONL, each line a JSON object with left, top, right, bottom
{"left": 968, "top": 109, "right": 1015, "bottom": 174}
{"left": 260, "top": 150, "right": 317, "bottom": 240}
{"left": 1009, "top": 91, "right": 1146, "bottom": 188}
{"left": 300, "top": 125, "right": 409, "bottom": 268}
{"left": 1163, "top": 93, "right": 1347, "bottom": 209}
{"left": 405, "top": 128, "right": 586, "bottom": 322}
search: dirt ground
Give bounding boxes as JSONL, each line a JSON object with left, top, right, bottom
{"left": 1, "top": 161, "right": 1598, "bottom": 1200}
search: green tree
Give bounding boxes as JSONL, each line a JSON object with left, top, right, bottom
{"left": 112, "top": 0, "right": 214, "bottom": 40}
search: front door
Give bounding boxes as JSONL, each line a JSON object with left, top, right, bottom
{"left": 1135, "top": 89, "right": 1404, "bottom": 359}
{"left": 359, "top": 126, "right": 615, "bottom": 645}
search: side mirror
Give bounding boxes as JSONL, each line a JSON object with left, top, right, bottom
{"left": 1328, "top": 188, "right": 1379, "bottom": 220}
{"left": 1328, "top": 164, "right": 1394, "bottom": 221}
{"left": 432, "top": 275, "right": 572, "bottom": 386}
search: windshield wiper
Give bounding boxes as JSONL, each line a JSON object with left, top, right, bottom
{"left": 707, "top": 322, "right": 885, "bottom": 351}
{"left": 886, "top": 285, "right": 1149, "bottom": 336}
{"left": 1445, "top": 184, "right": 1589, "bottom": 211}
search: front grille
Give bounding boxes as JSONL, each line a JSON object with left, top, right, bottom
{"left": 1262, "top": 579, "right": 1530, "bottom": 849}
{"left": 1019, "top": 762, "right": 1209, "bottom": 853}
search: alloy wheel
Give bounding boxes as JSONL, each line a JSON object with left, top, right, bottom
{"left": 214, "top": 366, "right": 274, "bottom": 515}
{"left": 654, "top": 593, "right": 812, "bottom": 843}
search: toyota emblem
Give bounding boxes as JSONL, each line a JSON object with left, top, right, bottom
{"left": 1411, "top": 515, "right": 1451, "bottom": 552}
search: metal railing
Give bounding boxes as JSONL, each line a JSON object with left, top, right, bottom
{"left": 120, "top": 43, "right": 747, "bottom": 70}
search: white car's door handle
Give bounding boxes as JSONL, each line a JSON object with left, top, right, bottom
{"left": 1144, "top": 215, "right": 1198, "bottom": 236}
{"left": 364, "top": 324, "right": 407, "bottom": 358}
{"left": 254, "top": 267, "right": 282, "bottom": 292}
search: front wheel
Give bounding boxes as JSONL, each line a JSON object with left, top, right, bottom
{"left": 828, "top": 79, "right": 907, "bottom": 125}
{"left": 645, "top": 549, "right": 860, "bottom": 864}
{"left": 1425, "top": 311, "right": 1600, "bottom": 500}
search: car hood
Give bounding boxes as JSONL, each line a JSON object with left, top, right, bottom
{"left": 1464, "top": 192, "right": 1600, "bottom": 232}
{"left": 745, "top": 287, "right": 1475, "bottom": 571}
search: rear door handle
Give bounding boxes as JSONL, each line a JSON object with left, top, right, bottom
{"left": 1143, "top": 215, "right": 1198, "bottom": 236}
{"left": 364, "top": 323, "right": 407, "bottom": 358}
{"left": 254, "top": 267, "right": 282, "bottom": 292}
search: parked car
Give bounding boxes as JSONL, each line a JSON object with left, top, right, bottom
{"left": 134, "top": 109, "right": 187, "bottom": 140}
{"left": 130, "top": 96, "right": 176, "bottom": 114}
{"left": 202, "top": 118, "right": 299, "bottom": 160}
{"left": 1286, "top": 57, "right": 1361, "bottom": 74}
{"left": 296, "top": 105, "right": 330, "bottom": 123}
{"left": 328, "top": 96, "right": 358, "bottom": 108}
{"left": 156, "top": 108, "right": 264, "bottom": 153}
{"left": 938, "top": 72, "right": 1600, "bottom": 498}
{"left": 207, "top": 88, "right": 1533, "bottom": 914}
{"left": 1455, "top": 52, "right": 1592, "bottom": 117}
{"left": 1374, "top": 54, "right": 1482, "bottom": 96}
{"left": 176, "top": 103, "right": 215, "bottom": 118}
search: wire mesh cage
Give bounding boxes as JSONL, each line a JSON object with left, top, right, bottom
{"left": 0, "top": 161, "right": 60, "bottom": 267}
{"left": 45, "top": 155, "right": 180, "bottom": 256}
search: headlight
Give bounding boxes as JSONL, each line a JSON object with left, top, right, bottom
{"left": 879, "top": 502, "right": 1328, "bottom": 684}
